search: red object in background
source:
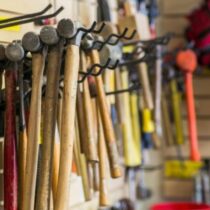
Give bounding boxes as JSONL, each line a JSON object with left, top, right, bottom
{"left": 4, "top": 69, "right": 18, "bottom": 210}
{"left": 151, "top": 203, "right": 210, "bottom": 210}
{"left": 176, "top": 50, "right": 201, "bottom": 161}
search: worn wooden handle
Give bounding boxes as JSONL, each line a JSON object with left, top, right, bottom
{"left": 4, "top": 68, "right": 18, "bottom": 210}
{"left": 54, "top": 45, "right": 80, "bottom": 210}
{"left": 81, "top": 51, "right": 98, "bottom": 162}
{"left": 138, "top": 63, "right": 154, "bottom": 110}
{"left": 89, "top": 50, "right": 121, "bottom": 178}
{"left": 22, "top": 52, "right": 46, "bottom": 210}
{"left": 98, "top": 107, "right": 109, "bottom": 207}
{"left": 35, "top": 45, "right": 63, "bottom": 210}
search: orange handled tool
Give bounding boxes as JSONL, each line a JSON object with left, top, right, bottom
{"left": 176, "top": 49, "right": 200, "bottom": 161}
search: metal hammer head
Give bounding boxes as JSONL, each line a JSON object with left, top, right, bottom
{"left": 22, "top": 32, "right": 42, "bottom": 52}
{"left": 100, "top": 44, "right": 122, "bottom": 66}
{"left": 57, "top": 19, "right": 77, "bottom": 39}
{"left": 0, "top": 45, "right": 6, "bottom": 61}
{"left": 40, "top": 26, "right": 59, "bottom": 45}
{"left": 5, "top": 42, "right": 24, "bottom": 62}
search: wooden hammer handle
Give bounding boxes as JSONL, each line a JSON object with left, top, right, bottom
{"left": 81, "top": 51, "right": 98, "bottom": 162}
{"left": 138, "top": 63, "right": 154, "bottom": 110}
{"left": 54, "top": 45, "right": 80, "bottom": 210}
{"left": 35, "top": 45, "right": 63, "bottom": 210}
{"left": 89, "top": 50, "right": 121, "bottom": 178}
{"left": 22, "top": 52, "right": 46, "bottom": 210}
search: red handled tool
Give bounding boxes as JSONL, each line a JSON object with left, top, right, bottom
{"left": 176, "top": 49, "right": 201, "bottom": 161}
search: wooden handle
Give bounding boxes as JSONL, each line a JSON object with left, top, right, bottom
{"left": 89, "top": 50, "right": 121, "bottom": 178}
{"left": 185, "top": 73, "right": 200, "bottom": 161}
{"left": 22, "top": 52, "right": 46, "bottom": 210}
{"left": 54, "top": 45, "right": 80, "bottom": 210}
{"left": 4, "top": 68, "right": 18, "bottom": 210}
{"left": 75, "top": 119, "right": 92, "bottom": 201}
{"left": 81, "top": 51, "right": 98, "bottom": 162}
{"left": 98, "top": 107, "right": 109, "bottom": 207}
{"left": 138, "top": 63, "right": 154, "bottom": 110}
{"left": 76, "top": 88, "right": 87, "bottom": 155}
{"left": 35, "top": 44, "right": 63, "bottom": 210}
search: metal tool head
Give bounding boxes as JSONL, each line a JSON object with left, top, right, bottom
{"left": 5, "top": 42, "right": 24, "bottom": 62}
{"left": 40, "top": 26, "right": 59, "bottom": 45}
{"left": 81, "top": 33, "right": 94, "bottom": 50}
{"left": 57, "top": 18, "right": 77, "bottom": 39}
{"left": 22, "top": 32, "right": 42, "bottom": 52}
{"left": 0, "top": 45, "right": 6, "bottom": 61}
{"left": 100, "top": 44, "right": 122, "bottom": 66}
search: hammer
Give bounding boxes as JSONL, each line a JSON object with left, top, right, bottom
{"left": 4, "top": 41, "right": 24, "bottom": 210}
{"left": 35, "top": 26, "right": 63, "bottom": 210}
{"left": 54, "top": 19, "right": 83, "bottom": 210}
{"left": 22, "top": 32, "right": 47, "bottom": 210}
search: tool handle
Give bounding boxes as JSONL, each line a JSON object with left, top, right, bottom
{"left": 90, "top": 50, "right": 121, "bottom": 178}
{"left": 81, "top": 52, "right": 98, "bottom": 162}
{"left": 35, "top": 45, "right": 63, "bottom": 210}
{"left": 185, "top": 73, "right": 200, "bottom": 161}
{"left": 4, "top": 69, "right": 18, "bottom": 210}
{"left": 138, "top": 63, "right": 154, "bottom": 110}
{"left": 22, "top": 52, "right": 46, "bottom": 210}
{"left": 98, "top": 108, "right": 109, "bottom": 207}
{"left": 54, "top": 45, "right": 80, "bottom": 210}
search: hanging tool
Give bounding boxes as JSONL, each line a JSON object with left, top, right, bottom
{"left": 22, "top": 32, "right": 47, "bottom": 210}
{"left": 176, "top": 49, "right": 201, "bottom": 161}
{"left": 55, "top": 18, "right": 99, "bottom": 210}
{"left": 35, "top": 26, "right": 64, "bottom": 210}
{"left": 4, "top": 41, "right": 24, "bottom": 210}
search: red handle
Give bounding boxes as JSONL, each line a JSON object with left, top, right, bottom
{"left": 185, "top": 73, "right": 200, "bottom": 161}
{"left": 4, "top": 69, "right": 18, "bottom": 210}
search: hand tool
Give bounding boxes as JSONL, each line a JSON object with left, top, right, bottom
{"left": 176, "top": 50, "right": 201, "bottom": 161}
{"left": 118, "top": 1, "right": 154, "bottom": 110}
{"left": 54, "top": 19, "right": 84, "bottom": 210}
{"left": 80, "top": 50, "right": 98, "bottom": 162}
{"left": 4, "top": 41, "right": 24, "bottom": 210}
{"left": 22, "top": 32, "right": 47, "bottom": 210}
{"left": 88, "top": 49, "right": 122, "bottom": 178}
{"left": 35, "top": 26, "right": 64, "bottom": 210}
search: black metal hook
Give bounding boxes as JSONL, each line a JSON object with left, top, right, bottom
{"left": 0, "top": 4, "right": 52, "bottom": 25}
{"left": 78, "top": 58, "right": 119, "bottom": 83}
{"left": 0, "top": 6, "right": 64, "bottom": 29}
{"left": 91, "top": 28, "right": 137, "bottom": 51}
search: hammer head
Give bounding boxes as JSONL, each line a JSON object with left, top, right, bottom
{"left": 40, "top": 26, "right": 59, "bottom": 45}
{"left": 22, "top": 32, "right": 41, "bottom": 52}
{"left": 5, "top": 42, "right": 24, "bottom": 62}
{"left": 57, "top": 19, "right": 77, "bottom": 39}
{"left": 0, "top": 45, "right": 6, "bottom": 61}
{"left": 100, "top": 44, "right": 122, "bottom": 66}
